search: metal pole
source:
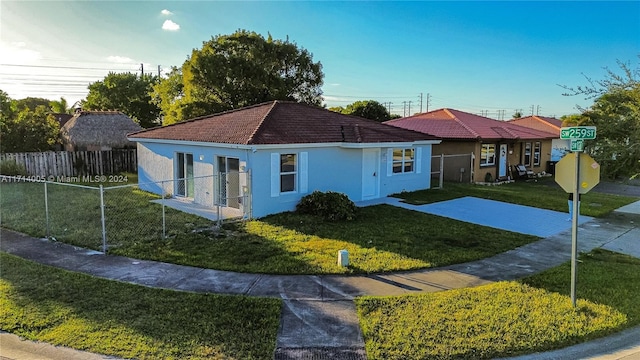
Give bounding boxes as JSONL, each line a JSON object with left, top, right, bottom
{"left": 439, "top": 154, "right": 444, "bottom": 189}
{"left": 44, "top": 181, "right": 50, "bottom": 239}
{"left": 99, "top": 185, "right": 107, "bottom": 253}
{"left": 161, "top": 181, "right": 166, "bottom": 239}
{"left": 570, "top": 151, "right": 580, "bottom": 307}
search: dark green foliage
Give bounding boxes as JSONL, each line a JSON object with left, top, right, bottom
{"left": 0, "top": 159, "right": 27, "bottom": 176}
{"left": 152, "top": 30, "right": 324, "bottom": 125}
{"left": 296, "top": 190, "right": 357, "bottom": 221}
{"left": 330, "top": 100, "right": 392, "bottom": 122}
{"left": 83, "top": 72, "right": 161, "bottom": 128}
{"left": 0, "top": 105, "right": 60, "bottom": 152}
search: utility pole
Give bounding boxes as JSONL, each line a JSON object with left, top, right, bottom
{"left": 408, "top": 101, "right": 412, "bottom": 116}
{"left": 158, "top": 65, "right": 162, "bottom": 77}
{"left": 387, "top": 102, "right": 392, "bottom": 115}
{"left": 536, "top": 105, "right": 542, "bottom": 115}
{"left": 419, "top": 93, "right": 423, "bottom": 113}
{"left": 426, "top": 93, "right": 431, "bottom": 112}
{"left": 140, "top": 63, "right": 144, "bottom": 78}
{"left": 402, "top": 101, "right": 407, "bottom": 117}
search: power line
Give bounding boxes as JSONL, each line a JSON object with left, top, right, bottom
{"left": 0, "top": 64, "right": 136, "bottom": 71}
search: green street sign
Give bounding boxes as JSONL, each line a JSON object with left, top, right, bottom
{"left": 560, "top": 126, "right": 597, "bottom": 140}
{"left": 570, "top": 139, "right": 584, "bottom": 152}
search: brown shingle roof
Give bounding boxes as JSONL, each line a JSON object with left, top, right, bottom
{"left": 384, "top": 108, "right": 557, "bottom": 141}
{"left": 129, "top": 101, "right": 439, "bottom": 144}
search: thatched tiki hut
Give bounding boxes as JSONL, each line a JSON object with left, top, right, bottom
{"left": 61, "top": 110, "right": 143, "bottom": 151}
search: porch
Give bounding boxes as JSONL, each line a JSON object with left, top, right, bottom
{"left": 151, "top": 197, "right": 244, "bottom": 221}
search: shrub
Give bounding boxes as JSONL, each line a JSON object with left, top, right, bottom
{"left": 0, "top": 159, "right": 27, "bottom": 176}
{"left": 296, "top": 191, "right": 357, "bottom": 221}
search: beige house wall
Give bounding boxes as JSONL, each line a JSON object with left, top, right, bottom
{"left": 433, "top": 139, "right": 553, "bottom": 183}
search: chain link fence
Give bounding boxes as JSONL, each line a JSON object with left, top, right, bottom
{"left": 0, "top": 174, "right": 250, "bottom": 253}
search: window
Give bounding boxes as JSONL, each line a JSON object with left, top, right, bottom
{"left": 480, "top": 144, "right": 496, "bottom": 166}
{"left": 280, "top": 154, "right": 297, "bottom": 192}
{"left": 392, "top": 148, "right": 414, "bottom": 173}
{"left": 533, "top": 142, "right": 541, "bottom": 166}
{"left": 524, "top": 142, "right": 532, "bottom": 166}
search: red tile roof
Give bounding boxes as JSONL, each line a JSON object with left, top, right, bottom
{"left": 129, "top": 101, "right": 439, "bottom": 145}
{"left": 507, "top": 116, "right": 563, "bottom": 135}
{"left": 384, "top": 108, "right": 557, "bottom": 140}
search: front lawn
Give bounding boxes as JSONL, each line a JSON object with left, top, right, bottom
{"left": 0, "top": 253, "right": 281, "bottom": 360}
{"left": 1, "top": 180, "right": 540, "bottom": 274}
{"left": 356, "top": 249, "right": 640, "bottom": 359}
{"left": 112, "top": 205, "right": 540, "bottom": 274}
{"left": 398, "top": 180, "right": 638, "bottom": 217}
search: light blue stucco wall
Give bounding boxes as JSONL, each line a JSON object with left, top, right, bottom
{"left": 135, "top": 140, "right": 433, "bottom": 219}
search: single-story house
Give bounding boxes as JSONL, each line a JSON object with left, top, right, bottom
{"left": 384, "top": 108, "right": 557, "bottom": 182}
{"left": 508, "top": 115, "right": 570, "bottom": 162}
{"left": 61, "top": 110, "right": 142, "bottom": 151}
{"left": 128, "top": 100, "right": 441, "bottom": 218}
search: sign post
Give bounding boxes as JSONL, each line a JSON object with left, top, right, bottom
{"left": 556, "top": 126, "right": 599, "bottom": 307}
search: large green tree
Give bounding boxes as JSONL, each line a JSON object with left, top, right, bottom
{"left": 0, "top": 105, "right": 60, "bottom": 152}
{"left": 13, "top": 97, "right": 51, "bottom": 112}
{"left": 83, "top": 72, "right": 160, "bottom": 128}
{"left": 563, "top": 58, "right": 640, "bottom": 179}
{"left": 330, "top": 100, "right": 393, "bottom": 122}
{"left": 49, "top": 97, "right": 74, "bottom": 114}
{"left": 153, "top": 30, "right": 324, "bottom": 125}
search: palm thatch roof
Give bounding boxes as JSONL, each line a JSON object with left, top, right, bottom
{"left": 61, "top": 111, "right": 142, "bottom": 149}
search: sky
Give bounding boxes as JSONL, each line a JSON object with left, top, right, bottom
{"left": 1, "top": 1, "right": 638, "bottom": 119}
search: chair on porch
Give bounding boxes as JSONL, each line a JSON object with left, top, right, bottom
{"left": 513, "top": 164, "right": 536, "bottom": 180}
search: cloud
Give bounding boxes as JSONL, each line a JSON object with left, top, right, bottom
{"left": 161, "top": 9, "right": 173, "bottom": 15}
{"left": 107, "top": 55, "right": 135, "bottom": 63}
{"left": 330, "top": 83, "right": 341, "bottom": 86}
{"left": 0, "top": 41, "right": 41, "bottom": 63}
{"left": 162, "top": 20, "right": 180, "bottom": 31}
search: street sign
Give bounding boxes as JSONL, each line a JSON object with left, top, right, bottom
{"left": 555, "top": 153, "right": 600, "bottom": 194}
{"left": 570, "top": 139, "right": 584, "bottom": 152}
{"left": 560, "top": 126, "right": 597, "bottom": 140}
{"left": 555, "top": 151, "right": 600, "bottom": 308}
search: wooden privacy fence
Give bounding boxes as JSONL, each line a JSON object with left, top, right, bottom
{"left": 0, "top": 150, "right": 137, "bottom": 177}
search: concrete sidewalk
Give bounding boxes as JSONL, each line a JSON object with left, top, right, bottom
{"left": 1, "top": 201, "right": 639, "bottom": 359}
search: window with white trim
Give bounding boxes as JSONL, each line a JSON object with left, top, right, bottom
{"left": 524, "top": 142, "right": 532, "bottom": 166}
{"left": 392, "top": 148, "right": 414, "bottom": 173}
{"left": 480, "top": 144, "right": 496, "bottom": 166}
{"left": 533, "top": 142, "right": 541, "bottom": 166}
{"left": 280, "top": 154, "right": 297, "bottom": 192}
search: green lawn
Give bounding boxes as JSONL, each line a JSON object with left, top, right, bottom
{"left": 0, "top": 253, "right": 281, "bottom": 360}
{"left": 3, "top": 178, "right": 636, "bottom": 274}
{"left": 1, "top": 181, "right": 541, "bottom": 274}
{"left": 356, "top": 249, "right": 640, "bottom": 359}
{"left": 399, "top": 179, "right": 638, "bottom": 217}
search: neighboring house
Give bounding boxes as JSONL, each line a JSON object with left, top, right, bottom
{"left": 384, "top": 108, "right": 557, "bottom": 182}
{"left": 61, "top": 110, "right": 142, "bottom": 151}
{"left": 508, "top": 115, "right": 569, "bottom": 162}
{"left": 128, "top": 100, "right": 441, "bottom": 218}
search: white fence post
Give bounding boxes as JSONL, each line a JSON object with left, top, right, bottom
{"left": 439, "top": 154, "right": 445, "bottom": 189}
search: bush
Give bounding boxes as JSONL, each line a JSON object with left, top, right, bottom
{"left": 0, "top": 159, "right": 27, "bottom": 176}
{"left": 296, "top": 191, "right": 357, "bottom": 221}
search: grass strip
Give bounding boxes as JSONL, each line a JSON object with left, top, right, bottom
{"left": 397, "top": 180, "right": 637, "bottom": 217}
{"left": 356, "top": 249, "right": 640, "bottom": 359}
{"left": 0, "top": 253, "right": 281, "bottom": 360}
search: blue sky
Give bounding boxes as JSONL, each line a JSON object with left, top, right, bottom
{"left": 1, "top": 1, "right": 638, "bottom": 118}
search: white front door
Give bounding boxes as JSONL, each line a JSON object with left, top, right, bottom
{"left": 362, "top": 149, "right": 379, "bottom": 200}
{"left": 498, "top": 144, "right": 508, "bottom": 178}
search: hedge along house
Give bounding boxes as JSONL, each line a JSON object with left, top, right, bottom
{"left": 385, "top": 108, "right": 557, "bottom": 183}
{"left": 128, "top": 101, "right": 441, "bottom": 219}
